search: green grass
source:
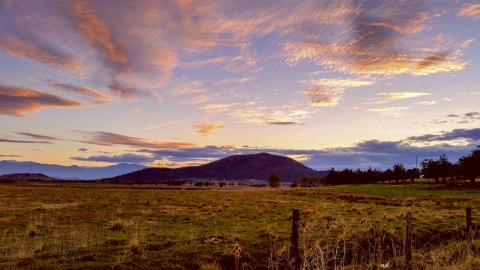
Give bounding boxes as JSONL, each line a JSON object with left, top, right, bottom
{"left": 1, "top": 183, "right": 480, "bottom": 269}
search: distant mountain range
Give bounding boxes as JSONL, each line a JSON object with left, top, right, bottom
{"left": 0, "top": 160, "right": 146, "bottom": 180}
{"left": 105, "top": 152, "right": 328, "bottom": 183}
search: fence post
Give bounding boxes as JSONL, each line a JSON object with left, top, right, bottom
{"left": 403, "top": 212, "right": 412, "bottom": 270}
{"left": 466, "top": 207, "right": 472, "bottom": 251}
{"left": 290, "top": 209, "right": 301, "bottom": 269}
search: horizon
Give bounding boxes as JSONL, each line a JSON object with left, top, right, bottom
{"left": 1, "top": 1, "right": 480, "bottom": 171}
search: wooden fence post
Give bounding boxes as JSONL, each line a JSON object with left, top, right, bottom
{"left": 290, "top": 209, "right": 301, "bottom": 269}
{"left": 466, "top": 207, "right": 472, "bottom": 250}
{"left": 403, "top": 212, "right": 412, "bottom": 270}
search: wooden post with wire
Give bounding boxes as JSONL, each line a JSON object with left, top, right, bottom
{"left": 290, "top": 209, "right": 301, "bottom": 269}
{"left": 466, "top": 207, "right": 473, "bottom": 251}
{"left": 403, "top": 212, "right": 413, "bottom": 270}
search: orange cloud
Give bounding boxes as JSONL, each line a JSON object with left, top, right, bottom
{"left": 457, "top": 4, "right": 480, "bottom": 20}
{"left": 192, "top": 122, "right": 226, "bottom": 137}
{"left": 108, "top": 80, "right": 162, "bottom": 102}
{"left": 200, "top": 103, "right": 238, "bottom": 114}
{"left": 72, "top": 1, "right": 127, "bottom": 65}
{"left": 0, "top": 35, "right": 83, "bottom": 71}
{"left": 304, "top": 78, "right": 374, "bottom": 106}
{"left": 77, "top": 131, "right": 195, "bottom": 150}
{"left": 49, "top": 80, "right": 113, "bottom": 104}
{"left": 0, "top": 84, "right": 84, "bottom": 117}
{"left": 304, "top": 88, "right": 342, "bottom": 107}
{"left": 282, "top": 2, "right": 469, "bottom": 78}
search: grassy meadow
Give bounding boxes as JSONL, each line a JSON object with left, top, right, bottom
{"left": 1, "top": 183, "right": 480, "bottom": 269}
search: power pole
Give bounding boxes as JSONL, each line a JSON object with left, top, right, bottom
{"left": 415, "top": 156, "right": 418, "bottom": 169}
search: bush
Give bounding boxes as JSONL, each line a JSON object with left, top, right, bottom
{"left": 268, "top": 173, "right": 281, "bottom": 188}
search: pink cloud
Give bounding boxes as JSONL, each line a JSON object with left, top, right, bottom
{"left": 0, "top": 84, "right": 84, "bottom": 117}
{"left": 49, "top": 80, "right": 113, "bottom": 104}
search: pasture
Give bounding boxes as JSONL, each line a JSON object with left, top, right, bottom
{"left": 1, "top": 183, "right": 480, "bottom": 269}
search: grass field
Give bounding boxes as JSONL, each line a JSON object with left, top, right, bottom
{"left": 1, "top": 183, "right": 480, "bottom": 269}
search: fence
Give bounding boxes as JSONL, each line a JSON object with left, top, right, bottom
{"left": 288, "top": 207, "right": 476, "bottom": 270}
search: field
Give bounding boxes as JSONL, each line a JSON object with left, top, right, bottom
{"left": 1, "top": 183, "right": 480, "bottom": 269}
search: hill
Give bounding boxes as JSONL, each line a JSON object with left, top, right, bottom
{"left": 105, "top": 152, "right": 328, "bottom": 183}
{"left": 0, "top": 173, "right": 56, "bottom": 181}
{"left": 0, "top": 161, "right": 146, "bottom": 180}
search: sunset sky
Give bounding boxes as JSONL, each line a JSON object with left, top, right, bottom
{"left": 1, "top": 0, "right": 479, "bottom": 171}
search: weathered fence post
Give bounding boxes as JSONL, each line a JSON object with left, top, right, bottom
{"left": 290, "top": 209, "right": 301, "bottom": 270}
{"left": 466, "top": 207, "right": 473, "bottom": 252}
{"left": 403, "top": 212, "right": 413, "bottom": 270}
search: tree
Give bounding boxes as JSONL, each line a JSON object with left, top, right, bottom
{"left": 421, "top": 158, "right": 440, "bottom": 183}
{"left": 406, "top": 168, "right": 420, "bottom": 182}
{"left": 437, "top": 154, "right": 453, "bottom": 182}
{"left": 393, "top": 163, "right": 406, "bottom": 182}
{"left": 268, "top": 172, "right": 281, "bottom": 188}
{"left": 325, "top": 168, "right": 337, "bottom": 186}
{"left": 458, "top": 146, "right": 480, "bottom": 184}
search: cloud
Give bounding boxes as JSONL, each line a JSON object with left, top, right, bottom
{"left": 465, "top": 112, "right": 480, "bottom": 118}
{"left": 457, "top": 4, "right": 480, "bottom": 20}
{"left": 414, "top": 52, "right": 466, "bottom": 76}
{"left": 108, "top": 80, "right": 162, "bottom": 102}
{"left": 200, "top": 103, "right": 238, "bottom": 114}
{"left": 76, "top": 131, "right": 196, "bottom": 150}
{"left": 230, "top": 105, "right": 313, "bottom": 124}
{"left": 70, "top": 1, "right": 127, "bottom": 66}
{"left": 304, "top": 78, "right": 375, "bottom": 106}
{"left": 310, "top": 78, "right": 375, "bottom": 88}
{"left": 367, "top": 106, "right": 411, "bottom": 117}
{"left": 70, "top": 153, "right": 153, "bottom": 164}
{"left": 406, "top": 128, "right": 480, "bottom": 144}
{"left": 283, "top": 1, "right": 468, "bottom": 77}
{"left": 49, "top": 80, "right": 113, "bottom": 104}
{"left": 0, "top": 84, "right": 84, "bottom": 117}
{"left": 0, "top": 138, "right": 51, "bottom": 144}
{"left": 135, "top": 128, "right": 480, "bottom": 170}
{"left": 449, "top": 111, "right": 480, "bottom": 124}
{"left": 192, "top": 122, "right": 226, "bottom": 137}
{"left": 429, "top": 120, "right": 448, "bottom": 125}
{"left": 16, "top": 132, "right": 61, "bottom": 141}
{"left": 267, "top": 122, "right": 301, "bottom": 126}
{"left": 415, "top": 101, "right": 436, "bottom": 105}
{"left": 215, "top": 77, "right": 255, "bottom": 85}
{"left": 169, "top": 80, "right": 206, "bottom": 96}
{"left": 181, "top": 56, "right": 256, "bottom": 71}
{"left": 78, "top": 148, "right": 88, "bottom": 152}
{"left": 180, "top": 93, "right": 220, "bottom": 104}
{"left": 0, "top": 154, "right": 22, "bottom": 157}
{"left": 439, "top": 112, "right": 480, "bottom": 124}
{"left": 0, "top": 34, "right": 82, "bottom": 71}
{"left": 304, "top": 88, "right": 342, "bottom": 107}
{"left": 368, "top": 92, "right": 431, "bottom": 104}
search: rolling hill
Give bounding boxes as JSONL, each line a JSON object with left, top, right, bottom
{"left": 105, "top": 152, "right": 328, "bottom": 183}
{"left": 0, "top": 161, "right": 146, "bottom": 180}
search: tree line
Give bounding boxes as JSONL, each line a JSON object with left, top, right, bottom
{"left": 324, "top": 146, "right": 480, "bottom": 186}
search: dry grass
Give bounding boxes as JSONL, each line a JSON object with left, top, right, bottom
{"left": 0, "top": 183, "right": 480, "bottom": 269}
{"left": 110, "top": 218, "right": 126, "bottom": 231}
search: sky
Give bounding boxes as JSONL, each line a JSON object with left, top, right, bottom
{"left": 1, "top": 0, "right": 479, "bottom": 171}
